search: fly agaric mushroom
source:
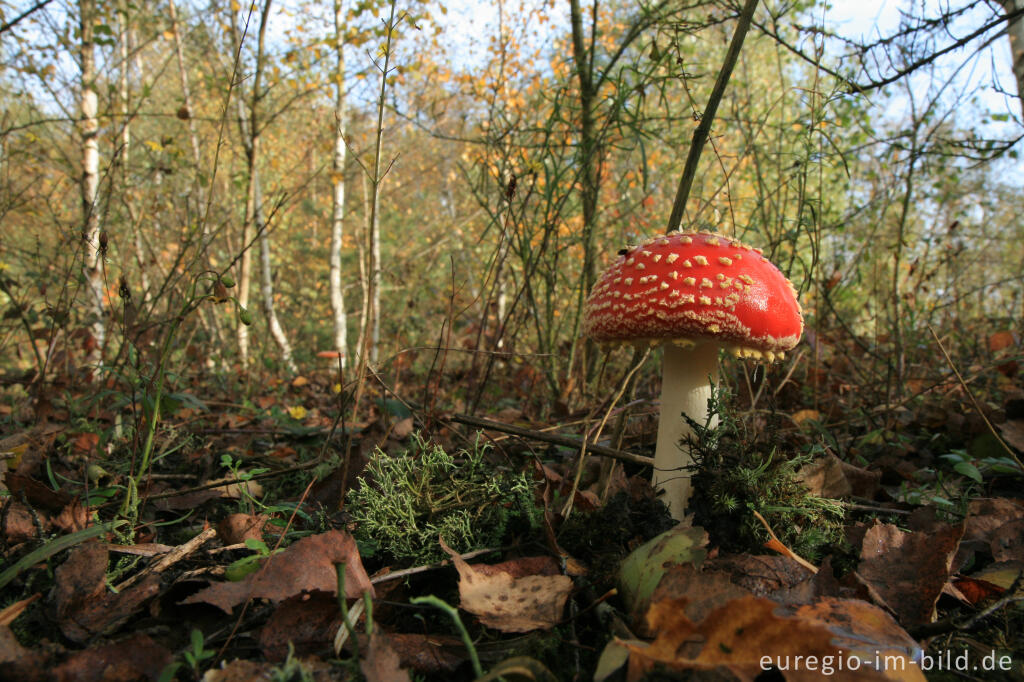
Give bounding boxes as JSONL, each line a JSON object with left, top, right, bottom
{"left": 583, "top": 231, "right": 802, "bottom": 519}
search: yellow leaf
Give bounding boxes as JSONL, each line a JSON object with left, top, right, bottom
{"left": 288, "top": 405, "right": 307, "bottom": 420}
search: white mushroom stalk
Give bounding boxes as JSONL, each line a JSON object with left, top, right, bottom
{"left": 582, "top": 232, "right": 803, "bottom": 521}
{"left": 653, "top": 342, "right": 720, "bottom": 518}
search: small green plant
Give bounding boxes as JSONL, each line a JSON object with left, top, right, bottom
{"left": 159, "top": 628, "right": 217, "bottom": 681}
{"left": 119, "top": 271, "right": 250, "bottom": 531}
{"left": 687, "top": 388, "right": 845, "bottom": 561}
{"left": 224, "top": 537, "right": 281, "bottom": 581}
{"left": 346, "top": 433, "right": 541, "bottom": 565}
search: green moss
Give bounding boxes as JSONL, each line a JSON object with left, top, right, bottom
{"left": 346, "top": 433, "right": 542, "bottom": 565}
{"left": 687, "top": 390, "right": 845, "bottom": 562}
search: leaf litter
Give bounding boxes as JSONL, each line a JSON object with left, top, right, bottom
{"left": 2, "top": 363, "right": 1023, "bottom": 681}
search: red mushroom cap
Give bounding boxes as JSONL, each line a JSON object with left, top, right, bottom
{"left": 583, "top": 231, "right": 803, "bottom": 358}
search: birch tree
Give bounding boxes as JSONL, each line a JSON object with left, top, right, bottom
{"left": 79, "top": 0, "right": 105, "bottom": 365}
{"left": 328, "top": 0, "right": 348, "bottom": 366}
{"left": 234, "top": 0, "right": 297, "bottom": 373}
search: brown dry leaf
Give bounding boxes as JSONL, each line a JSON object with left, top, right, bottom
{"left": 998, "top": 419, "right": 1024, "bottom": 452}
{"left": 790, "top": 409, "right": 821, "bottom": 427}
{"left": 182, "top": 530, "right": 373, "bottom": 614}
{"left": 388, "top": 633, "right": 466, "bottom": 674}
{"left": 963, "top": 498, "right": 1024, "bottom": 543}
{"left": 291, "top": 375, "right": 309, "bottom": 387}
{"left": 67, "top": 432, "right": 99, "bottom": 458}
{"left": 714, "top": 553, "right": 815, "bottom": 597}
{"left": 54, "top": 542, "right": 161, "bottom": 643}
{"left": 4, "top": 472, "right": 72, "bottom": 512}
{"left": 624, "top": 596, "right": 924, "bottom": 681}
{"left": 51, "top": 633, "right": 171, "bottom": 682}
{"left": 1, "top": 500, "right": 49, "bottom": 543}
{"left": 0, "top": 624, "right": 30, "bottom": 664}
{"left": 391, "top": 416, "right": 415, "bottom": 439}
{"left": 857, "top": 519, "right": 963, "bottom": 626}
{"left": 991, "top": 518, "right": 1024, "bottom": 562}
{"left": 217, "top": 513, "right": 268, "bottom": 545}
{"left": 361, "top": 631, "right": 412, "bottom": 682}
{"left": 52, "top": 499, "right": 90, "bottom": 534}
{"left": 647, "top": 563, "right": 751, "bottom": 627}
{"left": 259, "top": 591, "right": 341, "bottom": 661}
{"left": 798, "top": 453, "right": 880, "bottom": 498}
{"left": 441, "top": 538, "right": 572, "bottom": 632}
{"left": 952, "top": 576, "right": 1006, "bottom": 605}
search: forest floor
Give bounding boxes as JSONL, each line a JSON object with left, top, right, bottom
{"left": 1, "top": 357, "right": 1023, "bottom": 681}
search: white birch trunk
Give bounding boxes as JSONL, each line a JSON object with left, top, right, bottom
{"left": 79, "top": 0, "right": 105, "bottom": 365}
{"left": 255, "top": 177, "right": 297, "bottom": 373}
{"left": 328, "top": 0, "right": 348, "bottom": 366}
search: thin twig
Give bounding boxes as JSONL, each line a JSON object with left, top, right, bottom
{"left": 666, "top": 0, "right": 760, "bottom": 233}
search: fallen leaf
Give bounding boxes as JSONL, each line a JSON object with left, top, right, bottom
{"left": 624, "top": 596, "right": 924, "bottom": 681}
{"left": 1, "top": 500, "right": 48, "bottom": 543}
{"left": 857, "top": 519, "right": 962, "bottom": 626}
{"left": 964, "top": 498, "right": 1024, "bottom": 542}
{"left": 618, "top": 526, "right": 709, "bottom": 617}
{"left": 259, "top": 591, "right": 342, "bottom": 661}
{"left": 442, "top": 538, "right": 572, "bottom": 632}
{"left": 52, "top": 499, "right": 89, "bottom": 534}
{"left": 997, "top": 419, "right": 1024, "bottom": 453}
{"left": 291, "top": 375, "right": 309, "bottom": 388}
{"left": 968, "top": 561, "right": 1024, "bottom": 594}
{"left": 67, "top": 432, "right": 99, "bottom": 458}
{"left": 387, "top": 633, "right": 466, "bottom": 674}
{"left": 991, "top": 518, "right": 1024, "bottom": 562}
{"left": 54, "top": 542, "right": 161, "bottom": 642}
{"left": 391, "top": 416, "right": 414, "bottom": 439}
{"left": 798, "top": 453, "right": 881, "bottom": 498}
{"left": 51, "top": 633, "right": 171, "bottom": 682}
{"left": 952, "top": 576, "right": 1005, "bottom": 605}
{"left": 790, "top": 409, "right": 821, "bottom": 427}
{"left": 182, "top": 530, "right": 373, "bottom": 613}
{"left": 4, "top": 472, "right": 72, "bottom": 512}
{"left": 217, "top": 513, "right": 268, "bottom": 545}
{"left": 361, "top": 631, "right": 412, "bottom": 682}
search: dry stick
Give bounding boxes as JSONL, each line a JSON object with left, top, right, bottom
{"left": 445, "top": 412, "right": 654, "bottom": 468}
{"left": 927, "top": 324, "right": 1024, "bottom": 470}
{"left": 665, "top": 0, "right": 760, "bottom": 234}
{"left": 114, "top": 527, "right": 217, "bottom": 591}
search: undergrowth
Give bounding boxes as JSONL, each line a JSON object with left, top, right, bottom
{"left": 687, "top": 388, "right": 846, "bottom": 562}
{"left": 346, "top": 433, "right": 542, "bottom": 565}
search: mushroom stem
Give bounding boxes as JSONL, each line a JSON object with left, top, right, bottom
{"left": 653, "top": 342, "right": 720, "bottom": 520}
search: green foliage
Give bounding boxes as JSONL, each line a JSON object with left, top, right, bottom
{"left": 687, "top": 389, "right": 845, "bottom": 562}
{"left": 346, "top": 433, "right": 541, "bottom": 565}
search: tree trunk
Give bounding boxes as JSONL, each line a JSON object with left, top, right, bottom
{"left": 328, "top": 0, "right": 348, "bottom": 366}
{"left": 255, "top": 176, "right": 297, "bottom": 373}
{"left": 1002, "top": 0, "right": 1024, "bottom": 119}
{"left": 79, "top": 0, "right": 105, "bottom": 366}
{"left": 233, "top": 0, "right": 273, "bottom": 367}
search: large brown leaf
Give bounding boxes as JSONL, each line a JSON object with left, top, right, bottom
{"left": 182, "top": 530, "right": 373, "bottom": 614}
{"left": 857, "top": 518, "right": 962, "bottom": 626}
{"left": 623, "top": 596, "right": 924, "bottom": 681}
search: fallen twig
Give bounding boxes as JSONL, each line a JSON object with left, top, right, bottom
{"left": 445, "top": 413, "right": 655, "bottom": 467}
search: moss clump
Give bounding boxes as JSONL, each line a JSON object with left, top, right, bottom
{"left": 686, "top": 392, "right": 845, "bottom": 562}
{"left": 346, "top": 433, "right": 541, "bottom": 565}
